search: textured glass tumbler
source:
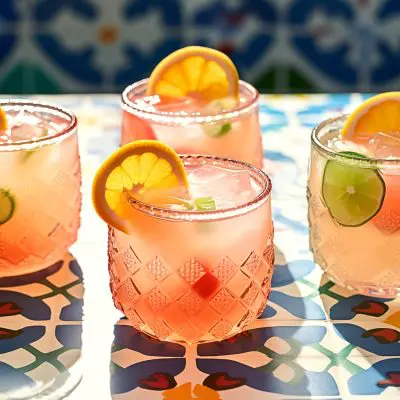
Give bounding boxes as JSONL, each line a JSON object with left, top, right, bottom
{"left": 108, "top": 155, "right": 274, "bottom": 344}
{"left": 121, "top": 79, "right": 263, "bottom": 168}
{"left": 0, "top": 100, "right": 81, "bottom": 277}
{"left": 308, "top": 115, "right": 400, "bottom": 297}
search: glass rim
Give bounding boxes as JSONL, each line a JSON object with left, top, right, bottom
{"left": 0, "top": 99, "right": 77, "bottom": 151}
{"left": 121, "top": 78, "right": 259, "bottom": 125}
{"left": 311, "top": 114, "right": 400, "bottom": 166}
{"left": 126, "top": 154, "right": 272, "bottom": 223}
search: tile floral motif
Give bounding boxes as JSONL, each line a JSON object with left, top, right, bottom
{"left": 1, "top": 1, "right": 399, "bottom": 93}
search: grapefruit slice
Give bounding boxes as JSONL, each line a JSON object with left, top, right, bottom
{"left": 342, "top": 92, "right": 400, "bottom": 139}
{"left": 92, "top": 140, "right": 189, "bottom": 232}
{"left": 147, "top": 46, "right": 239, "bottom": 102}
{"left": 0, "top": 107, "right": 8, "bottom": 131}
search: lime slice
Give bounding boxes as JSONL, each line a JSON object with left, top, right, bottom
{"left": 203, "top": 98, "right": 236, "bottom": 138}
{"left": 22, "top": 150, "right": 37, "bottom": 162}
{"left": 204, "top": 122, "right": 232, "bottom": 138}
{"left": 322, "top": 152, "right": 385, "bottom": 227}
{"left": 20, "top": 129, "right": 48, "bottom": 163}
{"left": 0, "top": 189, "right": 15, "bottom": 225}
{"left": 194, "top": 197, "right": 216, "bottom": 211}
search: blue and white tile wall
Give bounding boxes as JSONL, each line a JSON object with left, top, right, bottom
{"left": 0, "top": 0, "right": 399, "bottom": 94}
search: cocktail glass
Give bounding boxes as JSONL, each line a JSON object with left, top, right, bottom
{"left": 0, "top": 100, "right": 81, "bottom": 276}
{"left": 308, "top": 115, "right": 400, "bottom": 297}
{"left": 121, "top": 79, "right": 263, "bottom": 168}
{"left": 108, "top": 155, "right": 274, "bottom": 344}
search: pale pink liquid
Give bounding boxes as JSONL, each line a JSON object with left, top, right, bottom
{"left": 0, "top": 102, "right": 81, "bottom": 276}
{"left": 308, "top": 118, "right": 400, "bottom": 297}
{"left": 108, "top": 156, "right": 274, "bottom": 344}
{"left": 121, "top": 79, "right": 263, "bottom": 168}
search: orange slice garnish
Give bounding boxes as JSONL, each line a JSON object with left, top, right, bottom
{"left": 92, "top": 140, "right": 189, "bottom": 233}
{"left": 147, "top": 46, "right": 239, "bottom": 102}
{"left": 0, "top": 107, "right": 8, "bottom": 131}
{"left": 342, "top": 92, "right": 400, "bottom": 139}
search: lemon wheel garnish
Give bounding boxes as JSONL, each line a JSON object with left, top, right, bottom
{"left": 147, "top": 46, "right": 239, "bottom": 102}
{"left": 0, "top": 107, "right": 8, "bottom": 131}
{"left": 342, "top": 92, "right": 400, "bottom": 139}
{"left": 92, "top": 140, "right": 189, "bottom": 233}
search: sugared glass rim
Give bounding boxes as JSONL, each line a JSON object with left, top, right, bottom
{"left": 0, "top": 99, "right": 77, "bottom": 152}
{"left": 126, "top": 154, "right": 271, "bottom": 222}
{"left": 121, "top": 78, "right": 259, "bottom": 126}
{"left": 311, "top": 114, "right": 400, "bottom": 166}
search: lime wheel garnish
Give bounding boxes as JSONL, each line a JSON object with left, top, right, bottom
{"left": 322, "top": 152, "right": 385, "bottom": 227}
{"left": 0, "top": 189, "right": 15, "bottom": 225}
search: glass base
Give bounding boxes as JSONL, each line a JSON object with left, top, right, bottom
{"left": 3, "top": 362, "right": 82, "bottom": 400}
{"left": 317, "top": 264, "right": 400, "bottom": 298}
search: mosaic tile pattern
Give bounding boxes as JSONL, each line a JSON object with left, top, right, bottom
{"left": 0, "top": 253, "right": 84, "bottom": 398}
{"left": 0, "top": 1, "right": 399, "bottom": 93}
{"left": 2, "top": 93, "right": 399, "bottom": 399}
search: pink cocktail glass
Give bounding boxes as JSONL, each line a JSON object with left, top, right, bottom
{"left": 108, "top": 155, "right": 274, "bottom": 344}
{"left": 0, "top": 100, "right": 81, "bottom": 276}
{"left": 121, "top": 79, "right": 263, "bottom": 168}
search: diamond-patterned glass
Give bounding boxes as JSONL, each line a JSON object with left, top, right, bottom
{"left": 178, "top": 258, "right": 206, "bottom": 285}
{"left": 109, "top": 227, "right": 273, "bottom": 344}
{"left": 147, "top": 256, "right": 170, "bottom": 282}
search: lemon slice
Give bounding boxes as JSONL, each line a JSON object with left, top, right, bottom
{"left": 0, "top": 107, "right": 8, "bottom": 131}
{"left": 342, "top": 92, "right": 400, "bottom": 139}
{"left": 92, "top": 140, "right": 189, "bottom": 233}
{"left": 147, "top": 46, "right": 239, "bottom": 102}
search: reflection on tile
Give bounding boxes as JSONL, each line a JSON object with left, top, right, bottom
{"left": 0, "top": 253, "right": 83, "bottom": 399}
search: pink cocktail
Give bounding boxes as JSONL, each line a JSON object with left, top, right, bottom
{"left": 308, "top": 115, "right": 400, "bottom": 297}
{"left": 0, "top": 100, "right": 81, "bottom": 276}
{"left": 121, "top": 79, "right": 263, "bottom": 168}
{"left": 108, "top": 155, "right": 273, "bottom": 344}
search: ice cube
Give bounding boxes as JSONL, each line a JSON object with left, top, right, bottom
{"left": 188, "top": 165, "right": 258, "bottom": 209}
{"left": 8, "top": 108, "right": 51, "bottom": 141}
{"left": 368, "top": 132, "right": 400, "bottom": 159}
{"left": 201, "top": 97, "right": 237, "bottom": 116}
{"left": 326, "top": 137, "right": 371, "bottom": 157}
{"left": 11, "top": 123, "right": 48, "bottom": 142}
{"left": 187, "top": 165, "right": 227, "bottom": 184}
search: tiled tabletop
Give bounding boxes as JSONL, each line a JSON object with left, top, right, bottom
{"left": 1, "top": 94, "right": 399, "bottom": 399}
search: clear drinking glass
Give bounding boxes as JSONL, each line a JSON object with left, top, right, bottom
{"left": 0, "top": 100, "right": 81, "bottom": 276}
{"left": 121, "top": 79, "right": 263, "bottom": 168}
{"left": 308, "top": 115, "right": 400, "bottom": 297}
{"left": 108, "top": 155, "right": 274, "bottom": 344}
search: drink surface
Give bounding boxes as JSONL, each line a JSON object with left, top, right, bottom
{"left": 0, "top": 105, "right": 81, "bottom": 276}
{"left": 121, "top": 82, "right": 263, "bottom": 168}
{"left": 308, "top": 127, "right": 400, "bottom": 297}
{"left": 159, "top": 163, "right": 262, "bottom": 212}
{"left": 0, "top": 108, "right": 68, "bottom": 143}
{"left": 109, "top": 158, "right": 273, "bottom": 344}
